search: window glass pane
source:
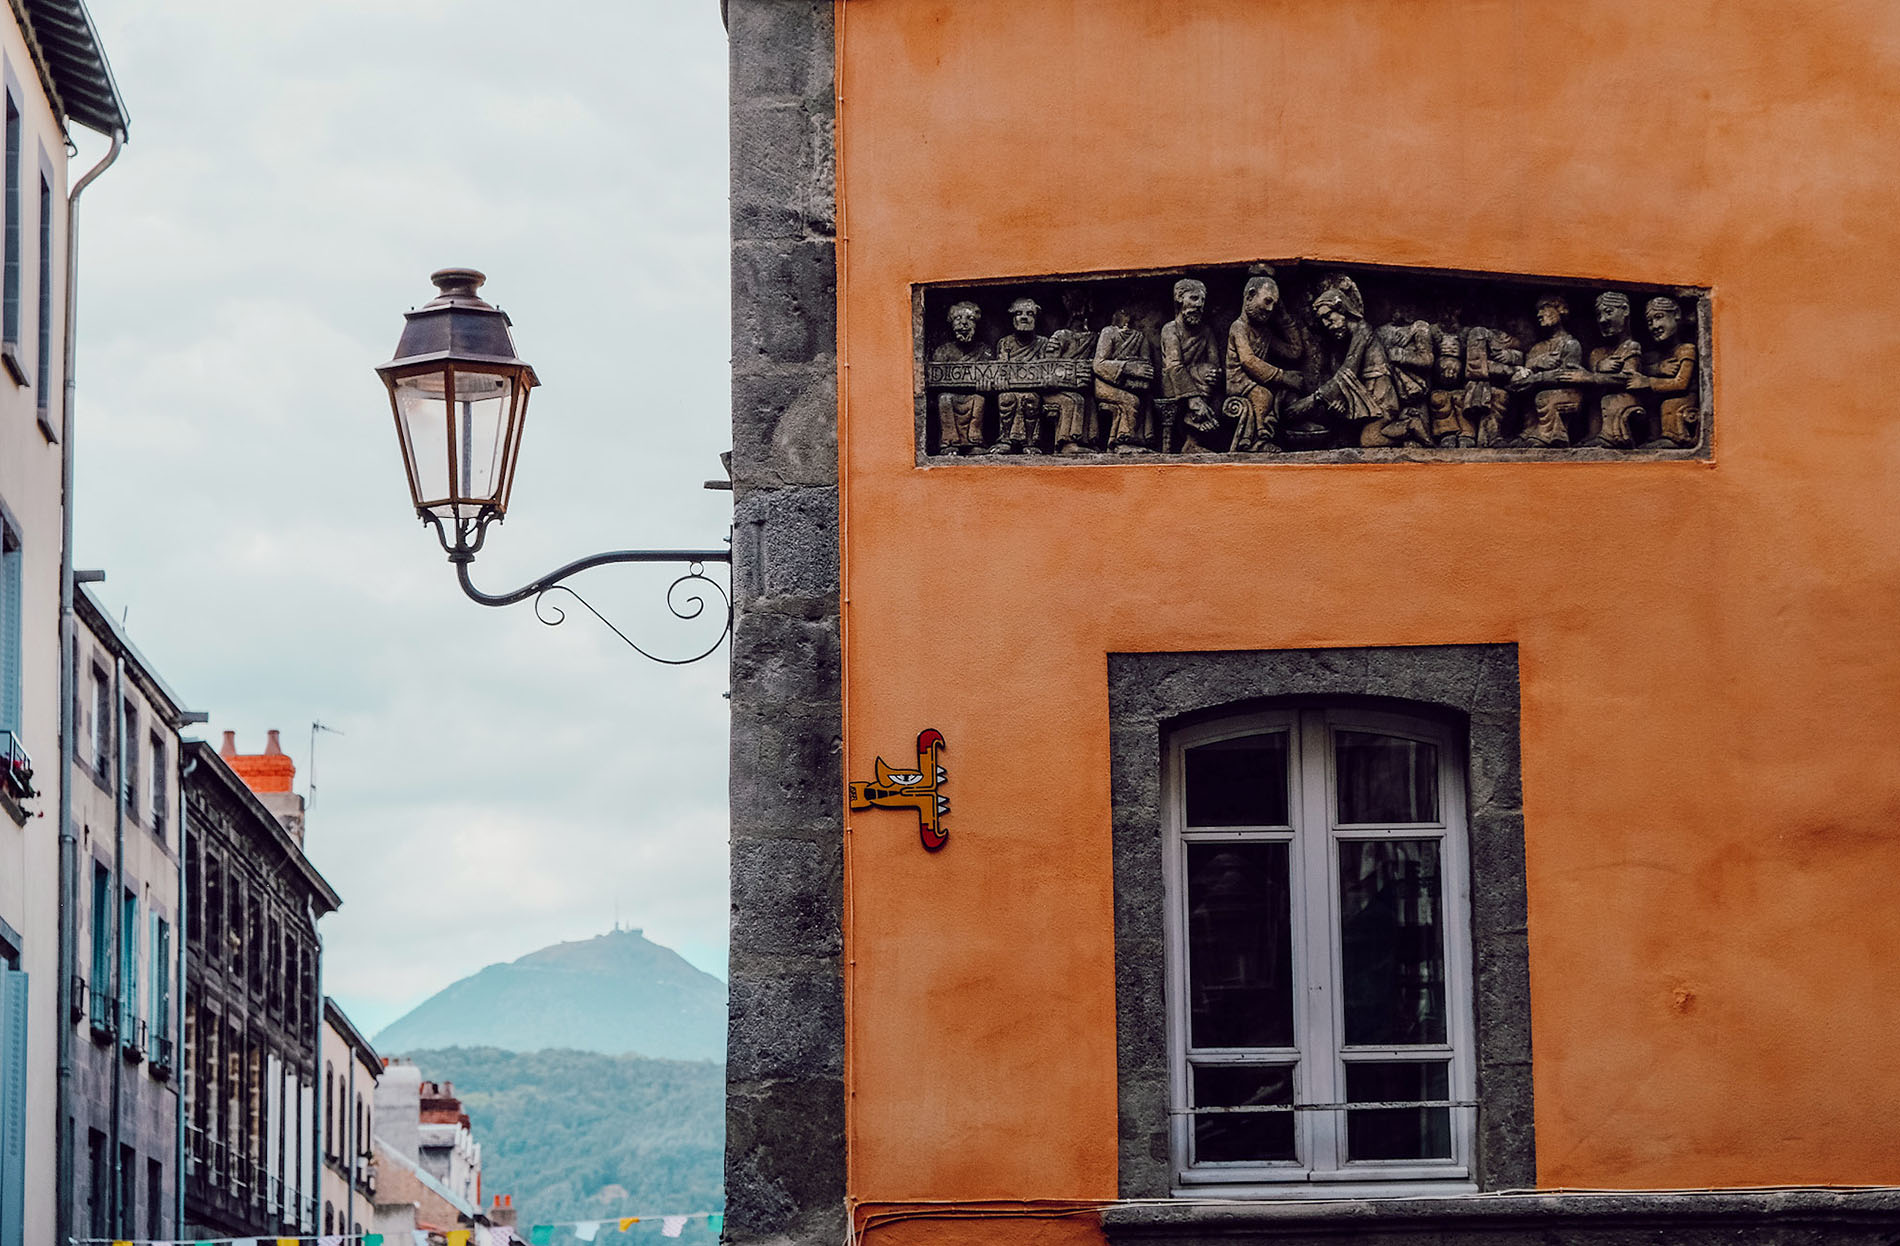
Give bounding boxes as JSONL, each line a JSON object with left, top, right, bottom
{"left": 1336, "top": 730, "right": 1437, "bottom": 824}
{"left": 1185, "top": 733, "right": 1289, "bottom": 826}
{"left": 1339, "top": 840, "right": 1446, "bottom": 1045}
{"left": 1344, "top": 1061, "right": 1451, "bottom": 1161}
{"left": 1186, "top": 843, "right": 1292, "bottom": 1049}
{"left": 1191, "top": 1063, "right": 1295, "bottom": 1163}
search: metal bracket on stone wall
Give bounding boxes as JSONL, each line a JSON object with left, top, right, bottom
{"left": 848, "top": 728, "right": 949, "bottom": 850}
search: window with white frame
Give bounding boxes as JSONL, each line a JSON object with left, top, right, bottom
{"left": 1166, "top": 706, "right": 1473, "bottom": 1190}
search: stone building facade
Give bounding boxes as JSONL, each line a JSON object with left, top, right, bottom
{"left": 63, "top": 585, "right": 193, "bottom": 1241}
{"left": 181, "top": 735, "right": 338, "bottom": 1238}
{"left": 319, "top": 996, "right": 380, "bottom": 1236}
{"left": 723, "top": 2, "right": 1900, "bottom": 1245}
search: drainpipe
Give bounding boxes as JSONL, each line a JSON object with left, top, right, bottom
{"left": 53, "top": 125, "right": 122, "bottom": 1246}
{"left": 344, "top": 1045, "right": 355, "bottom": 1231}
{"left": 108, "top": 654, "right": 125, "bottom": 1232}
{"left": 175, "top": 745, "right": 198, "bottom": 1238}
{"left": 307, "top": 898, "right": 323, "bottom": 1235}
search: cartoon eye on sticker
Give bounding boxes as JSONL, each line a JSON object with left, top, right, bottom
{"left": 887, "top": 772, "right": 923, "bottom": 787}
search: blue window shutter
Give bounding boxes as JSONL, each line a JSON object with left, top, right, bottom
{"left": 0, "top": 968, "right": 28, "bottom": 1246}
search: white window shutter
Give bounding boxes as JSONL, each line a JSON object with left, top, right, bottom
{"left": 0, "top": 969, "right": 28, "bottom": 1246}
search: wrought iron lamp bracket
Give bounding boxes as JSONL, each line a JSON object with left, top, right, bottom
{"left": 429, "top": 515, "right": 732, "bottom": 666}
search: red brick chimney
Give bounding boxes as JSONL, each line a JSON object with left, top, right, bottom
{"left": 219, "top": 728, "right": 308, "bottom": 843}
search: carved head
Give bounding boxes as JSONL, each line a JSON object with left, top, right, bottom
{"left": 1060, "top": 287, "right": 1090, "bottom": 325}
{"left": 947, "top": 301, "right": 981, "bottom": 345}
{"left": 1595, "top": 291, "right": 1631, "bottom": 339}
{"left": 1008, "top": 297, "right": 1041, "bottom": 335}
{"left": 1311, "top": 288, "right": 1356, "bottom": 338}
{"left": 1242, "top": 275, "right": 1280, "bottom": 324}
{"left": 1535, "top": 295, "right": 1568, "bottom": 330}
{"left": 1645, "top": 296, "right": 1681, "bottom": 343}
{"left": 1173, "top": 278, "right": 1207, "bottom": 328}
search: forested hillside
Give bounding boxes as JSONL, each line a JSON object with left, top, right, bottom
{"left": 400, "top": 1047, "right": 724, "bottom": 1226}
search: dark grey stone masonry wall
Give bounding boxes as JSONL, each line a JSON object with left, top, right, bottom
{"left": 1108, "top": 646, "right": 1531, "bottom": 1198}
{"left": 724, "top": 3, "right": 844, "bottom": 1246}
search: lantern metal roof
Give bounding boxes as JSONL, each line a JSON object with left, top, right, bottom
{"left": 20, "top": 0, "right": 129, "bottom": 137}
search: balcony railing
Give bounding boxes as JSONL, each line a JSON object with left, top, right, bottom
{"left": 0, "top": 730, "right": 34, "bottom": 802}
{"left": 151, "top": 1032, "right": 175, "bottom": 1078}
{"left": 121, "top": 1010, "right": 146, "bottom": 1062}
{"left": 88, "top": 986, "right": 115, "bottom": 1043}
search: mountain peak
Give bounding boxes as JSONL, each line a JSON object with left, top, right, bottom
{"left": 373, "top": 929, "right": 727, "bottom": 1061}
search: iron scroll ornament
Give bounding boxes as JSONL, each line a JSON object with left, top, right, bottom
{"left": 441, "top": 528, "right": 734, "bottom": 665}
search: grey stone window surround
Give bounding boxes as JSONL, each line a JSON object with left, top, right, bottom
{"left": 1109, "top": 645, "right": 1533, "bottom": 1200}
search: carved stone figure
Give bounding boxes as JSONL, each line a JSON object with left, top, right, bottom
{"left": 1043, "top": 289, "right": 1099, "bottom": 455}
{"left": 1380, "top": 306, "right": 1439, "bottom": 432}
{"left": 1427, "top": 328, "right": 1476, "bottom": 447}
{"left": 1580, "top": 291, "right": 1642, "bottom": 449}
{"left": 1159, "top": 278, "right": 1224, "bottom": 453}
{"left": 1223, "top": 275, "right": 1301, "bottom": 454}
{"left": 1096, "top": 308, "right": 1156, "bottom": 454}
{"left": 1508, "top": 295, "right": 1587, "bottom": 448}
{"left": 1632, "top": 295, "right": 1699, "bottom": 449}
{"left": 932, "top": 301, "right": 990, "bottom": 455}
{"left": 1287, "top": 275, "right": 1426, "bottom": 447}
{"left": 1458, "top": 326, "right": 1523, "bottom": 447}
{"left": 988, "top": 297, "right": 1050, "bottom": 454}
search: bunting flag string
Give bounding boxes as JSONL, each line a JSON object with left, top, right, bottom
{"left": 74, "top": 1212, "right": 725, "bottom": 1246}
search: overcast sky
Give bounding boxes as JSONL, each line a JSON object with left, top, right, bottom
{"left": 71, "top": 0, "right": 735, "bottom": 1036}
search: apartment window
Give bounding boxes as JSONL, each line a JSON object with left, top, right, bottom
{"left": 90, "top": 667, "right": 109, "bottom": 778}
{"left": 89, "top": 863, "right": 111, "bottom": 1032}
{"left": 2, "top": 92, "right": 18, "bottom": 364}
{"left": 34, "top": 172, "right": 49, "bottom": 423}
{"left": 86, "top": 1129, "right": 106, "bottom": 1237}
{"left": 122, "top": 703, "right": 139, "bottom": 815}
{"left": 151, "top": 915, "right": 171, "bottom": 1054}
{"left": 185, "top": 836, "right": 201, "bottom": 944}
{"left": 1109, "top": 646, "right": 1534, "bottom": 1198}
{"left": 247, "top": 895, "right": 264, "bottom": 995}
{"left": 1166, "top": 708, "right": 1472, "bottom": 1187}
{"left": 117, "top": 1144, "right": 134, "bottom": 1238}
{"left": 146, "top": 1157, "right": 162, "bottom": 1241}
{"left": 203, "top": 853, "right": 222, "bottom": 959}
{"left": 323, "top": 1063, "right": 334, "bottom": 1159}
{"left": 230, "top": 881, "right": 245, "bottom": 985}
{"left": 150, "top": 733, "right": 167, "bottom": 838}
{"left": 0, "top": 517, "right": 18, "bottom": 738}
{"left": 120, "top": 889, "right": 139, "bottom": 1037}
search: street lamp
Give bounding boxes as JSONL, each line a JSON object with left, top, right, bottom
{"left": 378, "top": 268, "right": 731, "bottom": 664}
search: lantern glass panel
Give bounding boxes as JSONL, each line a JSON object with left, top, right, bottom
{"left": 393, "top": 367, "right": 519, "bottom": 521}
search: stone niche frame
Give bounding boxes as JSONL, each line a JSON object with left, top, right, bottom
{"left": 1108, "top": 645, "right": 1533, "bottom": 1199}
{"left": 913, "top": 259, "right": 1712, "bottom": 465}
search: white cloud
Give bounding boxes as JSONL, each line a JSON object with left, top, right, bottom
{"left": 74, "top": 0, "right": 736, "bottom": 1029}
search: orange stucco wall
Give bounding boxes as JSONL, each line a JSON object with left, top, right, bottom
{"left": 833, "top": 0, "right": 1900, "bottom": 1226}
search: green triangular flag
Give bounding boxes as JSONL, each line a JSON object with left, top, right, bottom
{"left": 366, "top": 1237, "right": 386, "bottom": 1246}
{"left": 707, "top": 1215, "right": 724, "bottom": 1236}
{"left": 530, "top": 1227, "right": 553, "bottom": 1246}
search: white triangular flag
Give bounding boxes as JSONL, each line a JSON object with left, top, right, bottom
{"left": 413, "top": 1233, "right": 432, "bottom": 1246}
{"left": 660, "top": 1218, "right": 688, "bottom": 1239}
{"left": 321, "top": 1236, "right": 344, "bottom": 1246}
{"left": 575, "top": 1226, "right": 601, "bottom": 1243}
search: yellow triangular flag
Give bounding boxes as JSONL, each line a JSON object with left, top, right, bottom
{"left": 280, "top": 1238, "right": 300, "bottom": 1246}
{"left": 619, "top": 1219, "right": 640, "bottom": 1232}
{"left": 113, "top": 1240, "right": 133, "bottom": 1246}
{"left": 448, "top": 1232, "right": 472, "bottom": 1246}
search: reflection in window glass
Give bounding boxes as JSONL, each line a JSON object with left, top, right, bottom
{"left": 1187, "top": 843, "right": 1292, "bottom": 1049}
{"left": 1336, "top": 731, "right": 1437, "bottom": 823}
{"left": 1345, "top": 1061, "right": 1451, "bottom": 1161}
{"left": 1185, "top": 734, "right": 1289, "bottom": 827}
{"left": 1338, "top": 840, "right": 1445, "bottom": 1046}
{"left": 1192, "top": 1063, "right": 1296, "bottom": 1163}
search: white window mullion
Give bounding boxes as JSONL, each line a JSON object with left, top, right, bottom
{"left": 1296, "top": 710, "right": 1341, "bottom": 1175}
